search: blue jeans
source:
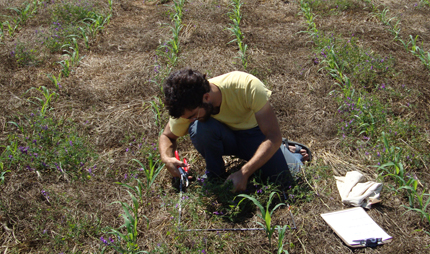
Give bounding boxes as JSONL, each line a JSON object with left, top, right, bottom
{"left": 188, "top": 118, "right": 303, "bottom": 187}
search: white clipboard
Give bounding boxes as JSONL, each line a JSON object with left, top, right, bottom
{"left": 321, "top": 207, "right": 392, "bottom": 248}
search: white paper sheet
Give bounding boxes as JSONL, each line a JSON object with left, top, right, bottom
{"left": 321, "top": 207, "right": 392, "bottom": 247}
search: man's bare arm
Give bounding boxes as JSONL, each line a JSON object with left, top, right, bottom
{"left": 226, "top": 102, "right": 282, "bottom": 191}
{"left": 159, "top": 123, "right": 187, "bottom": 178}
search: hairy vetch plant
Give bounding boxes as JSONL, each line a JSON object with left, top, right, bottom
{"left": 1, "top": 112, "right": 97, "bottom": 180}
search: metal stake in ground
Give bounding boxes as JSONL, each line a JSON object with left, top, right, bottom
{"left": 175, "top": 150, "right": 189, "bottom": 229}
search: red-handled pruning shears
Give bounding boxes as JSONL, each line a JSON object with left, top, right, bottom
{"left": 175, "top": 150, "right": 189, "bottom": 187}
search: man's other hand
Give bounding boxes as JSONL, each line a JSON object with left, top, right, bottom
{"left": 226, "top": 171, "right": 249, "bottom": 192}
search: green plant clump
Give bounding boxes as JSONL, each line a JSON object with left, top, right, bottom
{"left": 0, "top": 112, "right": 98, "bottom": 180}
{"left": 12, "top": 41, "right": 41, "bottom": 66}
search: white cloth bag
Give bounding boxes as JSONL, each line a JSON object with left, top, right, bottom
{"left": 335, "top": 171, "right": 382, "bottom": 209}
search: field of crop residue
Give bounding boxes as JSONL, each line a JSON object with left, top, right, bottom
{"left": 1, "top": 0, "right": 430, "bottom": 253}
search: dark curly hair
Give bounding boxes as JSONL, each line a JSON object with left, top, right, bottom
{"left": 163, "top": 69, "right": 210, "bottom": 118}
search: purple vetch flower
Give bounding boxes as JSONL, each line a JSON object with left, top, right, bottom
{"left": 41, "top": 190, "right": 50, "bottom": 199}
{"left": 100, "top": 236, "right": 109, "bottom": 246}
{"left": 69, "top": 141, "right": 73, "bottom": 146}
{"left": 125, "top": 148, "right": 129, "bottom": 152}
{"left": 124, "top": 174, "right": 128, "bottom": 179}
{"left": 19, "top": 146, "right": 29, "bottom": 154}
{"left": 257, "top": 189, "right": 263, "bottom": 194}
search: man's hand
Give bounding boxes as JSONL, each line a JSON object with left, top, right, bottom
{"left": 226, "top": 170, "right": 249, "bottom": 192}
{"left": 226, "top": 102, "right": 281, "bottom": 192}
{"left": 164, "top": 156, "right": 188, "bottom": 178}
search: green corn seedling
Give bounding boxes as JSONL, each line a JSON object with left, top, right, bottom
{"left": 173, "top": 0, "right": 185, "bottom": 22}
{"left": 276, "top": 225, "right": 290, "bottom": 254}
{"left": 7, "top": 1, "right": 37, "bottom": 26}
{"left": 79, "top": 27, "right": 90, "bottom": 49}
{"left": 416, "top": 47, "right": 430, "bottom": 70}
{"left": 0, "top": 22, "right": 4, "bottom": 41}
{"left": 108, "top": 190, "right": 149, "bottom": 253}
{"left": 47, "top": 73, "right": 62, "bottom": 90}
{"left": 376, "top": 8, "right": 395, "bottom": 26}
{"left": 58, "top": 58, "right": 71, "bottom": 77}
{"left": 237, "top": 192, "right": 285, "bottom": 247}
{"left": 389, "top": 19, "right": 401, "bottom": 41}
{"left": 108, "top": 0, "right": 113, "bottom": 12}
{"left": 227, "top": 0, "right": 248, "bottom": 68}
{"left": 3, "top": 21, "right": 17, "bottom": 37}
{"left": 26, "top": 86, "right": 58, "bottom": 116}
{"left": 84, "top": 13, "right": 111, "bottom": 37}
{"left": 150, "top": 96, "right": 164, "bottom": 127}
{"left": 0, "top": 162, "right": 10, "bottom": 185}
{"left": 409, "top": 35, "right": 420, "bottom": 53}
{"left": 131, "top": 154, "right": 164, "bottom": 191}
{"left": 116, "top": 178, "right": 146, "bottom": 204}
{"left": 402, "top": 192, "right": 430, "bottom": 224}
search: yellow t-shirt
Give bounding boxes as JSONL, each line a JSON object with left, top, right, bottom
{"left": 169, "top": 71, "right": 272, "bottom": 137}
